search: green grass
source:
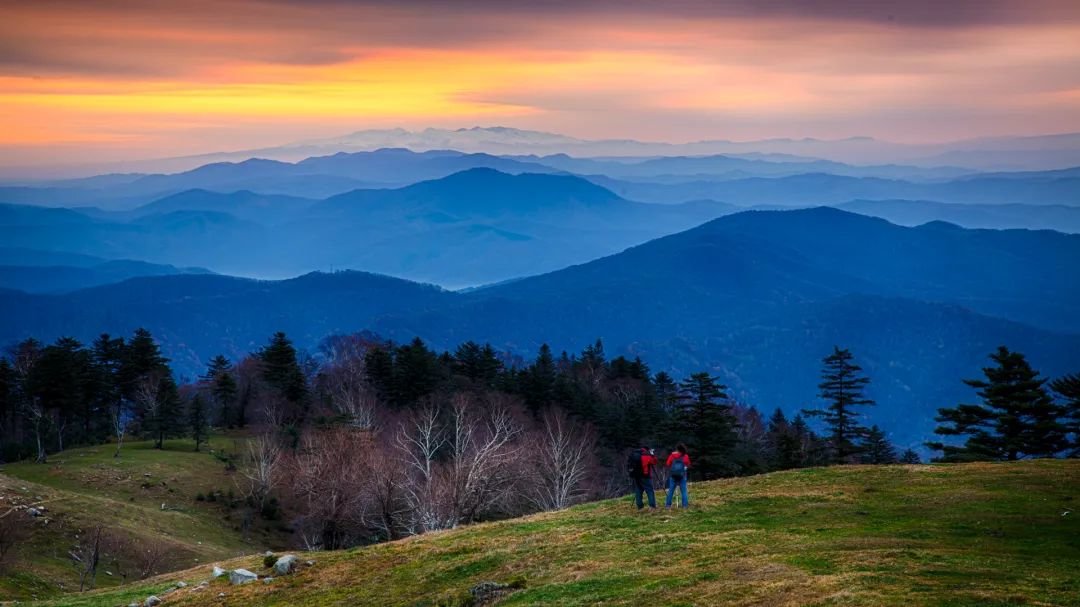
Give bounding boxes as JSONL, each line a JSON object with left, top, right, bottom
{"left": 0, "top": 436, "right": 287, "bottom": 602}
{"left": 10, "top": 460, "right": 1080, "bottom": 606}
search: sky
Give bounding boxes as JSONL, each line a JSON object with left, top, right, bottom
{"left": 2, "top": 0, "right": 1080, "bottom": 166}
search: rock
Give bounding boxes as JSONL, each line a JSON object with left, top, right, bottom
{"left": 218, "top": 592, "right": 226, "bottom": 598}
{"left": 176, "top": 580, "right": 187, "bottom": 588}
{"left": 104, "top": 570, "right": 113, "bottom": 576}
{"left": 211, "top": 566, "right": 227, "bottom": 578}
{"left": 262, "top": 576, "right": 274, "bottom": 584}
{"left": 199, "top": 581, "right": 209, "bottom": 587}
{"left": 305, "top": 559, "right": 316, "bottom": 567}
{"left": 229, "top": 568, "right": 258, "bottom": 585}
{"left": 128, "top": 603, "right": 139, "bottom": 607}
{"left": 27, "top": 507, "right": 42, "bottom": 517}
{"left": 144, "top": 596, "right": 162, "bottom": 607}
{"left": 273, "top": 554, "right": 298, "bottom": 575}
{"left": 264, "top": 550, "right": 274, "bottom": 557}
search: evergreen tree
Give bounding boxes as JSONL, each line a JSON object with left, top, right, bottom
{"left": 861, "top": 425, "right": 897, "bottom": 464}
{"left": 803, "top": 346, "right": 874, "bottom": 464}
{"left": 672, "top": 372, "right": 738, "bottom": 479}
{"left": 1049, "top": 373, "right": 1080, "bottom": 457}
{"left": 899, "top": 448, "right": 921, "bottom": 464}
{"left": 393, "top": 338, "right": 442, "bottom": 406}
{"left": 258, "top": 332, "right": 307, "bottom": 403}
{"left": 653, "top": 372, "right": 679, "bottom": 412}
{"left": 929, "top": 347, "right": 1067, "bottom": 461}
{"left": 764, "top": 408, "right": 802, "bottom": 470}
{"left": 188, "top": 394, "right": 209, "bottom": 452}
{"left": 204, "top": 355, "right": 238, "bottom": 428}
{"left": 522, "top": 344, "right": 557, "bottom": 414}
{"left": 136, "top": 374, "right": 184, "bottom": 449}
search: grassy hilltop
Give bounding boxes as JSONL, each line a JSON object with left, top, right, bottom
{"left": 0, "top": 438, "right": 287, "bottom": 601}
{"left": 16, "top": 459, "right": 1079, "bottom": 607}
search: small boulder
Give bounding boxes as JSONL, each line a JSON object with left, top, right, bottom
{"left": 218, "top": 592, "right": 226, "bottom": 598}
{"left": 273, "top": 554, "right": 298, "bottom": 576}
{"left": 27, "top": 507, "right": 42, "bottom": 517}
{"left": 211, "top": 566, "right": 227, "bottom": 578}
{"left": 176, "top": 580, "right": 187, "bottom": 588}
{"left": 262, "top": 576, "right": 275, "bottom": 584}
{"left": 229, "top": 568, "right": 258, "bottom": 585}
{"left": 144, "top": 596, "right": 162, "bottom": 607}
{"left": 471, "top": 581, "right": 509, "bottom": 603}
{"left": 305, "top": 559, "right": 316, "bottom": 567}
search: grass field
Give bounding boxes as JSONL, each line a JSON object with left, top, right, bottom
{"left": 16, "top": 459, "right": 1079, "bottom": 607}
{"left": 0, "top": 437, "right": 287, "bottom": 602}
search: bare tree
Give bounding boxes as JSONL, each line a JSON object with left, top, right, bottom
{"left": 318, "top": 335, "right": 380, "bottom": 430}
{"left": 394, "top": 401, "right": 447, "bottom": 533}
{"left": 529, "top": 408, "right": 596, "bottom": 511}
{"left": 444, "top": 393, "right": 523, "bottom": 525}
{"left": 111, "top": 399, "right": 130, "bottom": 458}
{"left": 237, "top": 433, "right": 284, "bottom": 511}
{"left": 287, "top": 428, "right": 370, "bottom": 550}
{"left": 25, "top": 397, "right": 48, "bottom": 464}
{"left": 73, "top": 526, "right": 104, "bottom": 591}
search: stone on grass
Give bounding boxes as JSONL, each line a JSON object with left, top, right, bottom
{"left": 211, "top": 565, "right": 227, "bottom": 578}
{"left": 263, "top": 576, "right": 275, "bottom": 584}
{"left": 305, "top": 559, "right": 316, "bottom": 567}
{"left": 144, "top": 596, "right": 162, "bottom": 607}
{"left": 273, "top": 554, "right": 298, "bottom": 575}
{"left": 176, "top": 580, "right": 187, "bottom": 588}
{"left": 229, "top": 568, "right": 258, "bottom": 585}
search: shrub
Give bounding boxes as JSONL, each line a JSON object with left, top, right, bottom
{"left": 263, "top": 553, "right": 278, "bottom": 569}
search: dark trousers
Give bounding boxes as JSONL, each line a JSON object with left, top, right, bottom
{"left": 634, "top": 476, "right": 656, "bottom": 509}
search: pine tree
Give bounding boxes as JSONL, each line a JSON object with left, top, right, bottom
{"left": 672, "top": 372, "right": 738, "bottom": 479}
{"left": 188, "top": 394, "right": 209, "bottom": 452}
{"left": 393, "top": 337, "right": 442, "bottom": 406}
{"left": 257, "top": 332, "right": 307, "bottom": 403}
{"left": 1049, "top": 373, "right": 1080, "bottom": 457}
{"left": 929, "top": 346, "right": 1067, "bottom": 461}
{"left": 803, "top": 346, "right": 874, "bottom": 464}
{"left": 523, "top": 344, "right": 557, "bottom": 414}
{"left": 764, "top": 408, "right": 802, "bottom": 470}
{"left": 899, "top": 448, "right": 921, "bottom": 464}
{"left": 861, "top": 425, "right": 897, "bottom": 464}
{"left": 652, "top": 372, "right": 679, "bottom": 412}
{"left": 204, "top": 355, "right": 238, "bottom": 428}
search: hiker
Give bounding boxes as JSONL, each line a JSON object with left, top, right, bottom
{"left": 665, "top": 443, "right": 691, "bottom": 509}
{"left": 627, "top": 445, "right": 658, "bottom": 510}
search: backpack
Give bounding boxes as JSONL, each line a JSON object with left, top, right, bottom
{"left": 670, "top": 456, "right": 686, "bottom": 481}
{"left": 627, "top": 449, "right": 644, "bottom": 479}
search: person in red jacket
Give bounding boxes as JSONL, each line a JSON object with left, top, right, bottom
{"left": 665, "top": 443, "right": 691, "bottom": 508}
{"left": 628, "top": 445, "right": 658, "bottom": 509}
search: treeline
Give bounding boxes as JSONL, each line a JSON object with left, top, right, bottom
{"left": 2, "top": 331, "right": 1078, "bottom": 551}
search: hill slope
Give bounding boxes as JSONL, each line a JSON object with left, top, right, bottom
{"left": 30, "top": 460, "right": 1080, "bottom": 607}
{"left": 0, "top": 438, "right": 285, "bottom": 602}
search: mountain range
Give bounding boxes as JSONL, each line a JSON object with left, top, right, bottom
{"left": 0, "top": 169, "right": 738, "bottom": 286}
{"left": 2, "top": 208, "right": 1077, "bottom": 447}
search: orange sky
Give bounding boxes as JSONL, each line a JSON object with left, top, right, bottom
{"left": 2, "top": 0, "right": 1080, "bottom": 165}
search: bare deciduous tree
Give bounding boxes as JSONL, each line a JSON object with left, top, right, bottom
{"left": 237, "top": 433, "right": 283, "bottom": 511}
{"left": 529, "top": 407, "right": 596, "bottom": 511}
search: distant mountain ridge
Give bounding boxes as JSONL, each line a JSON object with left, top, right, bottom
{"left": 2, "top": 208, "right": 1077, "bottom": 445}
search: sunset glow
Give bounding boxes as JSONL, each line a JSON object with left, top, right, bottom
{"left": 3, "top": 0, "right": 1080, "bottom": 164}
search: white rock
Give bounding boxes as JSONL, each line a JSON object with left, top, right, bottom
{"left": 211, "top": 566, "right": 227, "bottom": 578}
{"left": 145, "top": 596, "right": 162, "bottom": 607}
{"left": 229, "top": 568, "right": 258, "bottom": 585}
{"left": 176, "top": 580, "right": 187, "bottom": 588}
{"left": 273, "top": 554, "right": 298, "bottom": 576}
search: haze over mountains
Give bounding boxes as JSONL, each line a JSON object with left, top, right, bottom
{"left": 2, "top": 126, "right": 1080, "bottom": 447}
{"left": 2, "top": 208, "right": 1079, "bottom": 447}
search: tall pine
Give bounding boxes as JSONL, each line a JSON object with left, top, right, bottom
{"left": 803, "top": 346, "right": 874, "bottom": 464}
{"left": 929, "top": 347, "right": 1067, "bottom": 461}
{"left": 672, "top": 372, "right": 737, "bottom": 479}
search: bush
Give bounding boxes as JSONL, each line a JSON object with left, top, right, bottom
{"left": 195, "top": 493, "right": 205, "bottom": 502}
{"left": 506, "top": 575, "right": 527, "bottom": 590}
{"left": 263, "top": 553, "right": 278, "bottom": 569}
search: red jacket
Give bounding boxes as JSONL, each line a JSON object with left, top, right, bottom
{"left": 666, "top": 451, "right": 691, "bottom": 469}
{"left": 638, "top": 449, "right": 658, "bottom": 477}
